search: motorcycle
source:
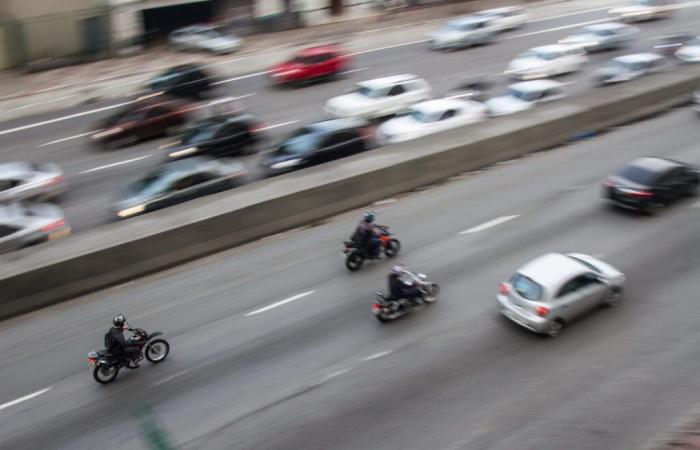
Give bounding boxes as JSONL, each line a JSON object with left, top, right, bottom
{"left": 343, "top": 225, "right": 401, "bottom": 271}
{"left": 88, "top": 328, "right": 170, "bottom": 384}
{"left": 371, "top": 270, "right": 440, "bottom": 322}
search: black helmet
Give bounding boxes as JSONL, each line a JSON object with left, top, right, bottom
{"left": 363, "top": 211, "right": 375, "bottom": 223}
{"left": 113, "top": 314, "right": 126, "bottom": 328}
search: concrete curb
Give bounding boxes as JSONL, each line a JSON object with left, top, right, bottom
{"left": 1, "top": 66, "right": 698, "bottom": 321}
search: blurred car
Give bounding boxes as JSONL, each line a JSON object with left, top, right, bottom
{"left": 593, "top": 53, "right": 667, "bottom": 85}
{"left": 148, "top": 64, "right": 214, "bottom": 100}
{"left": 608, "top": 0, "right": 672, "bottom": 22}
{"left": 444, "top": 76, "right": 493, "bottom": 102}
{"left": 269, "top": 44, "right": 351, "bottom": 86}
{"left": 324, "top": 74, "right": 431, "bottom": 120}
{"left": 169, "top": 25, "right": 241, "bottom": 55}
{"left": 0, "top": 202, "right": 71, "bottom": 253}
{"left": 429, "top": 16, "right": 499, "bottom": 51}
{"left": 0, "top": 162, "right": 67, "bottom": 203}
{"left": 261, "top": 118, "right": 373, "bottom": 176}
{"left": 558, "top": 22, "right": 639, "bottom": 52}
{"left": 603, "top": 157, "right": 698, "bottom": 212}
{"left": 674, "top": 36, "right": 700, "bottom": 63}
{"left": 654, "top": 32, "right": 695, "bottom": 57}
{"left": 377, "top": 98, "right": 487, "bottom": 145}
{"left": 693, "top": 90, "right": 700, "bottom": 113}
{"left": 113, "top": 157, "right": 248, "bottom": 219}
{"left": 485, "top": 80, "right": 567, "bottom": 117}
{"left": 497, "top": 252, "right": 626, "bottom": 337}
{"left": 92, "top": 97, "right": 191, "bottom": 149}
{"left": 163, "top": 113, "right": 265, "bottom": 160}
{"left": 505, "top": 44, "right": 587, "bottom": 80}
{"left": 474, "top": 6, "right": 528, "bottom": 31}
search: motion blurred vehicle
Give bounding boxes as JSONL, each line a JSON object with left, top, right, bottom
{"left": 674, "top": 37, "right": 700, "bottom": 63}
{"left": 444, "top": 76, "right": 493, "bottom": 102}
{"left": 163, "top": 113, "right": 265, "bottom": 160}
{"left": 429, "top": 16, "right": 499, "bottom": 51}
{"left": 269, "top": 44, "right": 351, "bottom": 86}
{"left": 603, "top": 157, "right": 698, "bottom": 212}
{"left": 372, "top": 269, "right": 439, "bottom": 323}
{"left": 169, "top": 25, "right": 241, "bottom": 54}
{"left": 0, "top": 162, "right": 67, "bottom": 203}
{"left": 505, "top": 44, "right": 587, "bottom": 80}
{"left": 148, "top": 64, "right": 214, "bottom": 99}
{"left": 89, "top": 327, "right": 170, "bottom": 384}
{"left": 497, "top": 252, "right": 626, "bottom": 337}
{"left": 0, "top": 202, "right": 70, "bottom": 253}
{"left": 558, "top": 22, "right": 639, "bottom": 52}
{"left": 113, "top": 157, "right": 248, "bottom": 219}
{"left": 485, "top": 80, "right": 567, "bottom": 117}
{"left": 324, "top": 74, "right": 431, "bottom": 119}
{"left": 474, "top": 6, "right": 528, "bottom": 31}
{"left": 608, "top": 0, "right": 673, "bottom": 22}
{"left": 376, "top": 98, "right": 487, "bottom": 145}
{"left": 593, "top": 53, "right": 667, "bottom": 85}
{"left": 344, "top": 225, "right": 400, "bottom": 271}
{"left": 693, "top": 90, "right": 700, "bottom": 113}
{"left": 92, "top": 97, "right": 191, "bottom": 149}
{"left": 262, "top": 118, "right": 373, "bottom": 175}
{"left": 654, "top": 32, "right": 694, "bottom": 56}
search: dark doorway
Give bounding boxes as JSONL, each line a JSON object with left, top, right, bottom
{"left": 142, "top": 1, "right": 214, "bottom": 44}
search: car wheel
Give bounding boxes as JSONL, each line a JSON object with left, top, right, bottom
{"left": 603, "top": 287, "right": 623, "bottom": 307}
{"left": 545, "top": 319, "right": 565, "bottom": 337}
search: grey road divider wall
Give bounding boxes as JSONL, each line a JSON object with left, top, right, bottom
{"left": 1, "top": 67, "right": 699, "bottom": 321}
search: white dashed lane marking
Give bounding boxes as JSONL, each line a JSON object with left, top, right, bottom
{"left": 0, "top": 387, "right": 51, "bottom": 412}
{"left": 459, "top": 215, "right": 520, "bottom": 235}
{"left": 245, "top": 290, "right": 316, "bottom": 317}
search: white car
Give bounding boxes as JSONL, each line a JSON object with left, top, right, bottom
{"left": 324, "top": 74, "right": 432, "bottom": 120}
{"left": 430, "top": 16, "right": 499, "bottom": 51}
{"left": 693, "top": 91, "right": 700, "bottom": 113}
{"left": 474, "top": 6, "right": 528, "bottom": 31}
{"left": 486, "top": 80, "right": 567, "bottom": 117}
{"left": 169, "top": 25, "right": 241, "bottom": 54}
{"left": 377, "top": 98, "right": 488, "bottom": 144}
{"left": 675, "top": 37, "right": 700, "bottom": 63}
{"left": 558, "top": 22, "right": 640, "bottom": 52}
{"left": 608, "top": 0, "right": 672, "bottom": 22}
{"left": 593, "top": 53, "right": 667, "bottom": 85}
{"left": 506, "top": 44, "right": 588, "bottom": 80}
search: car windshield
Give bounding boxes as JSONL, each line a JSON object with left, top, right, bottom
{"left": 181, "top": 122, "right": 221, "bottom": 145}
{"left": 278, "top": 128, "right": 320, "bottom": 155}
{"left": 507, "top": 88, "right": 539, "bottom": 102}
{"left": 635, "top": 0, "right": 657, "bottom": 6}
{"left": 109, "top": 106, "right": 141, "bottom": 124}
{"left": 410, "top": 109, "right": 437, "bottom": 123}
{"left": 151, "top": 73, "right": 179, "bottom": 89}
{"left": 197, "top": 30, "right": 221, "bottom": 39}
{"left": 510, "top": 273, "right": 543, "bottom": 301}
{"left": 617, "top": 163, "right": 659, "bottom": 185}
{"left": 126, "top": 169, "right": 171, "bottom": 196}
{"left": 607, "top": 60, "right": 631, "bottom": 71}
{"left": 353, "top": 85, "right": 379, "bottom": 98}
{"left": 687, "top": 37, "right": 700, "bottom": 46}
{"left": 593, "top": 28, "right": 616, "bottom": 36}
{"left": 292, "top": 55, "right": 316, "bottom": 65}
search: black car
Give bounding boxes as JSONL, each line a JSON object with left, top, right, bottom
{"left": 604, "top": 157, "right": 698, "bottom": 212}
{"left": 261, "top": 118, "right": 373, "bottom": 176}
{"left": 165, "top": 114, "right": 264, "bottom": 160}
{"left": 113, "top": 157, "right": 248, "bottom": 219}
{"left": 149, "top": 64, "right": 213, "bottom": 99}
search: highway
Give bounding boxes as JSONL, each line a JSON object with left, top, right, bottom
{"left": 2, "top": 3, "right": 700, "bottom": 233}
{"left": 0, "top": 107, "right": 699, "bottom": 449}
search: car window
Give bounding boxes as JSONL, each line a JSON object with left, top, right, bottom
{"left": 217, "top": 123, "right": 245, "bottom": 139}
{"left": 355, "top": 86, "right": 382, "bottom": 98}
{"left": 510, "top": 273, "right": 543, "bottom": 301}
{"left": 128, "top": 169, "right": 171, "bottom": 196}
{"left": 320, "top": 132, "right": 346, "bottom": 149}
{"left": 594, "top": 29, "right": 616, "bottom": 37}
{"left": 557, "top": 273, "right": 599, "bottom": 298}
{"left": 0, "top": 179, "right": 21, "bottom": 191}
{"left": 170, "top": 174, "right": 198, "bottom": 191}
{"left": 0, "top": 224, "right": 19, "bottom": 238}
{"left": 182, "top": 122, "right": 220, "bottom": 144}
{"left": 617, "top": 163, "right": 659, "bottom": 185}
{"left": 440, "top": 109, "right": 457, "bottom": 121}
{"left": 542, "top": 88, "right": 562, "bottom": 99}
{"left": 279, "top": 127, "right": 321, "bottom": 155}
{"left": 509, "top": 88, "right": 540, "bottom": 102}
{"left": 387, "top": 84, "right": 406, "bottom": 96}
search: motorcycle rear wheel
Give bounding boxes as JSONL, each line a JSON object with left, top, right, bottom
{"left": 145, "top": 339, "right": 170, "bottom": 363}
{"left": 346, "top": 252, "right": 364, "bottom": 271}
{"left": 93, "top": 364, "right": 119, "bottom": 384}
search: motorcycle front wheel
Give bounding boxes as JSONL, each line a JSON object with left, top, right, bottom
{"left": 93, "top": 363, "right": 119, "bottom": 384}
{"left": 384, "top": 239, "right": 401, "bottom": 258}
{"left": 422, "top": 283, "right": 440, "bottom": 303}
{"left": 145, "top": 339, "right": 170, "bottom": 363}
{"left": 346, "top": 252, "right": 364, "bottom": 271}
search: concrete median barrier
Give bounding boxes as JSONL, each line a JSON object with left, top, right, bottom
{"left": 1, "top": 67, "right": 699, "bottom": 321}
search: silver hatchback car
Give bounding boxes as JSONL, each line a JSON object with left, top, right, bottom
{"left": 0, "top": 162, "right": 67, "bottom": 203}
{"left": 497, "top": 253, "right": 626, "bottom": 337}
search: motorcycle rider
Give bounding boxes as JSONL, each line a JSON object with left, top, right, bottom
{"left": 105, "top": 314, "right": 141, "bottom": 369}
{"left": 352, "top": 211, "right": 381, "bottom": 258}
{"left": 388, "top": 265, "right": 421, "bottom": 307}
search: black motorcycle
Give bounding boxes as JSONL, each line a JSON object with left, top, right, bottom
{"left": 371, "top": 270, "right": 440, "bottom": 322}
{"left": 88, "top": 328, "right": 170, "bottom": 384}
{"left": 343, "top": 225, "right": 400, "bottom": 271}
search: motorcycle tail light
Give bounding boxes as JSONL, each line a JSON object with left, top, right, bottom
{"left": 371, "top": 303, "right": 381, "bottom": 312}
{"left": 88, "top": 357, "right": 97, "bottom": 364}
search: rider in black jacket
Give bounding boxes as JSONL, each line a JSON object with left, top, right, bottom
{"left": 106, "top": 315, "right": 141, "bottom": 368}
{"left": 388, "top": 266, "right": 420, "bottom": 306}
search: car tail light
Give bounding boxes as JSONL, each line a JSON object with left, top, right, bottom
{"left": 602, "top": 177, "right": 615, "bottom": 187}
{"left": 628, "top": 190, "right": 652, "bottom": 197}
{"left": 46, "top": 175, "right": 65, "bottom": 185}
{"left": 41, "top": 219, "right": 66, "bottom": 232}
{"left": 536, "top": 306, "right": 550, "bottom": 317}
{"left": 498, "top": 283, "right": 510, "bottom": 295}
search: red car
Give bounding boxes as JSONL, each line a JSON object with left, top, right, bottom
{"left": 269, "top": 44, "right": 351, "bottom": 87}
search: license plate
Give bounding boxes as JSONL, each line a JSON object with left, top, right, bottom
{"left": 49, "top": 228, "right": 70, "bottom": 241}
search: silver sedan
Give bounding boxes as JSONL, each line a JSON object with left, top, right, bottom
{"left": 0, "top": 202, "right": 71, "bottom": 254}
{"left": 497, "top": 252, "right": 626, "bottom": 337}
{"left": 0, "top": 162, "right": 67, "bottom": 203}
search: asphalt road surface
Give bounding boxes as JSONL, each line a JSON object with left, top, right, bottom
{"left": 2, "top": 3, "right": 700, "bottom": 233}
{"left": 0, "top": 107, "right": 699, "bottom": 450}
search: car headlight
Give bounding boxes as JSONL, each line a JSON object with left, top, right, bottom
{"left": 92, "top": 127, "right": 123, "bottom": 139}
{"left": 117, "top": 205, "right": 145, "bottom": 218}
{"left": 270, "top": 158, "right": 301, "bottom": 169}
{"left": 168, "top": 147, "right": 198, "bottom": 158}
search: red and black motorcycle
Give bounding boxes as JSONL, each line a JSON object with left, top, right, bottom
{"left": 343, "top": 225, "right": 401, "bottom": 271}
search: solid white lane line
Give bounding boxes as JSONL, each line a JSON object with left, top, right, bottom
{"left": 350, "top": 39, "right": 431, "bottom": 56}
{"left": 212, "top": 71, "right": 270, "bottom": 86}
{"left": 38, "top": 131, "right": 94, "bottom": 147}
{"left": 7, "top": 94, "right": 77, "bottom": 112}
{"left": 340, "top": 67, "right": 369, "bottom": 75}
{"left": 527, "top": 5, "right": 621, "bottom": 23}
{"left": 0, "top": 101, "right": 136, "bottom": 137}
{"left": 245, "top": 290, "right": 316, "bottom": 317}
{"left": 0, "top": 387, "right": 51, "bottom": 412}
{"left": 322, "top": 368, "right": 351, "bottom": 381}
{"left": 361, "top": 350, "right": 393, "bottom": 362}
{"left": 459, "top": 215, "right": 520, "bottom": 235}
{"left": 259, "top": 120, "right": 299, "bottom": 131}
{"left": 79, "top": 155, "right": 151, "bottom": 175}
{"left": 507, "top": 18, "right": 609, "bottom": 39}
